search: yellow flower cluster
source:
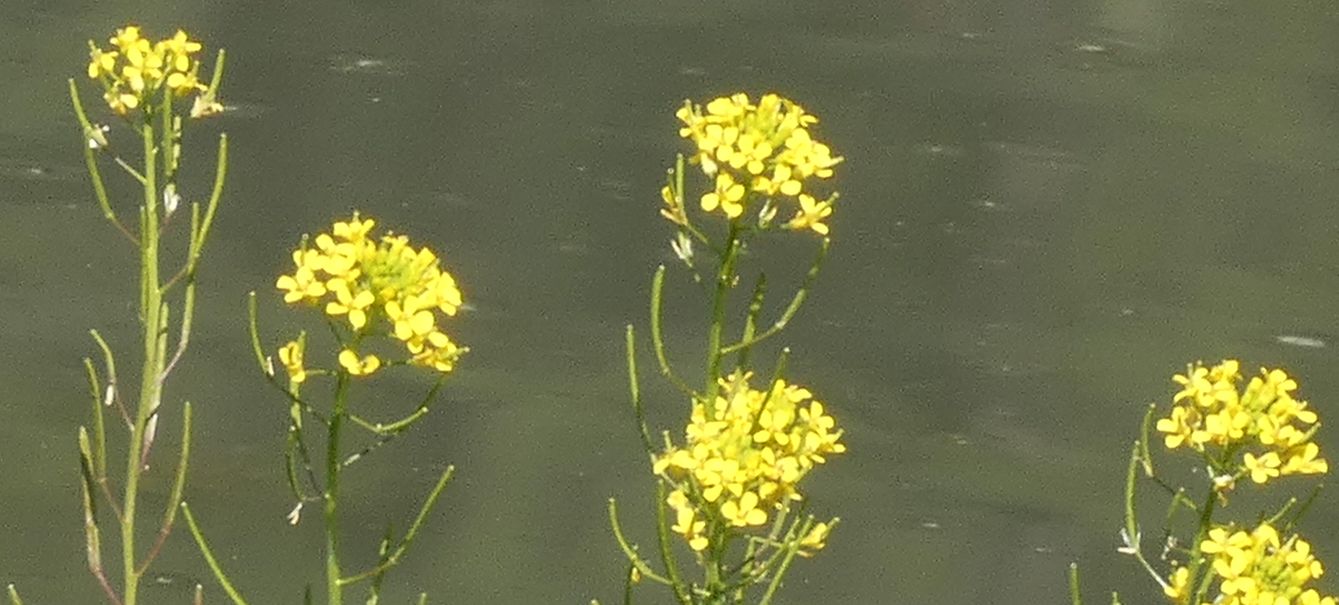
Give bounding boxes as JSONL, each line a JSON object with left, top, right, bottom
{"left": 1155, "top": 360, "right": 1327, "bottom": 487}
{"left": 86, "top": 25, "right": 217, "bottom": 116}
{"left": 1194, "top": 523, "right": 1335, "bottom": 605}
{"left": 672, "top": 93, "right": 842, "bottom": 233}
{"left": 276, "top": 213, "right": 466, "bottom": 378}
{"left": 652, "top": 372, "right": 845, "bottom": 551}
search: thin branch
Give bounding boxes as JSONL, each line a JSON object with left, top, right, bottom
{"left": 734, "top": 273, "right": 767, "bottom": 370}
{"left": 78, "top": 428, "right": 121, "bottom": 605}
{"left": 138, "top": 402, "right": 193, "bottom": 575}
{"left": 649, "top": 266, "right": 699, "bottom": 398}
{"left": 347, "top": 376, "right": 443, "bottom": 436}
{"left": 181, "top": 502, "right": 249, "bottom": 605}
{"left": 653, "top": 481, "right": 691, "bottom": 604}
{"left": 90, "top": 330, "right": 132, "bottom": 429}
{"left": 83, "top": 358, "right": 108, "bottom": 479}
{"left": 67, "top": 79, "right": 136, "bottom": 244}
{"left": 338, "top": 466, "right": 455, "bottom": 586}
{"left": 719, "top": 237, "right": 829, "bottom": 355}
{"left": 606, "top": 498, "right": 672, "bottom": 586}
{"left": 625, "top": 325, "right": 655, "bottom": 458}
{"left": 247, "top": 293, "right": 329, "bottom": 425}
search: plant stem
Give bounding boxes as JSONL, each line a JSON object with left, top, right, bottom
{"left": 326, "top": 373, "right": 349, "bottom": 605}
{"left": 1187, "top": 487, "right": 1219, "bottom": 604}
{"left": 181, "top": 502, "right": 249, "bottom": 605}
{"left": 123, "top": 103, "right": 164, "bottom": 605}
{"left": 703, "top": 225, "right": 741, "bottom": 403}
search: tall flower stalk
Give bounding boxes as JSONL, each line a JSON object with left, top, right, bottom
{"left": 63, "top": 25, "right": 227, "bottom": 605}
{"left": 606, "top": 92, "right": 846, "bottom": 605}
{"left": 186, "top": 214, "right": 465, "bottom": 605}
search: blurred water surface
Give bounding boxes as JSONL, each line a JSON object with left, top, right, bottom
{"left": 3, "top": 0, "right": 1339, "bottom": 603}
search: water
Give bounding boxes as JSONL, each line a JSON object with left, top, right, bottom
{"left": 3, "top": 1, "right": 1339, "bottom": 603}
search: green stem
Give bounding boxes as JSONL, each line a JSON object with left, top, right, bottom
{"left": 703, "top": 225, "right": 741, "bottom": 403}
{"left": 338, "top": 466, "right": 455, "bottom": 586}
{"left": 650, "top": 266, "right": 698, "bottom": 398}
{"left": 67, "top": 79, "right": 135, "bottom": 244}
{"left": 326, "top": 373, "right": 350, "bottom": 605}
{"left": 181, "top": 503, "right": 249, "bottom": 605}
{"left": 757, "top": 518, "right": 808, "bottom": 605}
{"left": 626, "top": 326, "right": 654, "bottom": 458}
{"left": 607, "top": 498, "right": 673, "bottom": 586}
{"left": 137, "top": 402, "right": 193, "bottom": 575}
{"left": 718, "top": 238, "right": 828, "bottom": 355}
{"left": 123, "top": 103, "right": 163, "bottom": 605}
{"left": 1187, "top": 487, "right": 1219, "bottom": 604}
{"left": 652, "top": 482, "right": 690, "bottom": 604}
{"left": 1068, "top": 563, "right": 1083, "bottom": 605}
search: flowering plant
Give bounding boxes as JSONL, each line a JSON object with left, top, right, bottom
{"left": 1070, "top": 360, "right": 1334, "bottom": 605}
{"left": 605, "top": 92, "right": 846, "bottom": 605}
{"left": 179, "top": 214, "right": 467, "bottom": 605}
{"left": 40, "top": 24, "right": 230, "bottom": 605}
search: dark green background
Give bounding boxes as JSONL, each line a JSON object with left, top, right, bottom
{"left": 3, "top": 0, "right": 1339, "bottom": 602}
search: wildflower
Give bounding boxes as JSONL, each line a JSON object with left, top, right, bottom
{"left": 276, "top": 212, "right": 467, "bottom": 375}
{"left": 701, "top": 172, "right": 746, "bottom": 218}
{"left": 84, "top": 25, "right": 213, "bottom": 116}
{"left": 278, "top": 340, "right": 307, "bottom": 383}
{"left": 1164, "top": 565, "right": 1190, "bottom": 601}
{"left": 798, "top": 520, "right": 834, "bottom": 557}
{"left": 1156, "top": 360, "right": 1327, "bottom": 490}
{"left": 654, "top": 372, "right": 845, "bottom": 551}
{"left": 674, "top": 92, "right": 841, "bottom": 227}
{"left": 786, "top": 193, "right": 836, "bottom": 236}
{"left": 338, "top": 349, "right": 380, "bottom": 376}
{"left": 276, "top": 250, "right": 329, "bottom": 303}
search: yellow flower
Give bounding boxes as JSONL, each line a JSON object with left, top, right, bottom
{"left": 278, "top": 212, "right": 467, "bottom": 375}
{"left": 1243, "top": 452, "right": 1281, "bottom": 484}
{"left": 674, "top": 92, "right": 841, "bottom": 226}
{"left": 1157, "top": 360, "right": 1328, "bottom": 491}
{"left": 338, "top": 349, "right": 380, "bottom": 376}
{"left": 325, "top": 279, "right": 376, "bottom": 330}
{"left": 278, "top": 340, "right": 307, "bottom": 383}
{"left": 161, "top": 30, "right": 202, "bottom": 71}
{"left": 786, "top": 193, "right": 835, "bottom": 235}
{"left": 87, "top": 48, "right": 118, "bottom": 79}
{"left": 1201, "top": 523, "right": 1336, "bottom": 605}
{"left": 84, "top": 25, "right": 217, "bottom": 115}
{"left": 1164, "top": 565, "right": 1190, "bottom": 600}
{"left": 701, "top": 172, "right": 746, "bottom": 218}
{"left": 1281, "top": 442, "right": 1328, "bottom": 476}
{"left": 719, "top": 491, "right": 768, "bottom": 527}
{"left": 653, "top": 372, "right": 844, "bottom": 551}
{"left": 798, "top": 521, "right": 833, "bottom": 557}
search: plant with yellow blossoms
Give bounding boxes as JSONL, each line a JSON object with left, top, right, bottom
{"left": 40, "top": 25, "right": 230, "bottom": 605}
{"left": 604, "top": 93, "right": 846, "bottom": 605}
{"left": 1069, "top": 360, "right": 1333, "bottom": 605}
{"left": 195, "top": 213, "right": 467, "bottom": 605}
{"left": 86, "top": 25, "right": 222, "bottom": 117}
